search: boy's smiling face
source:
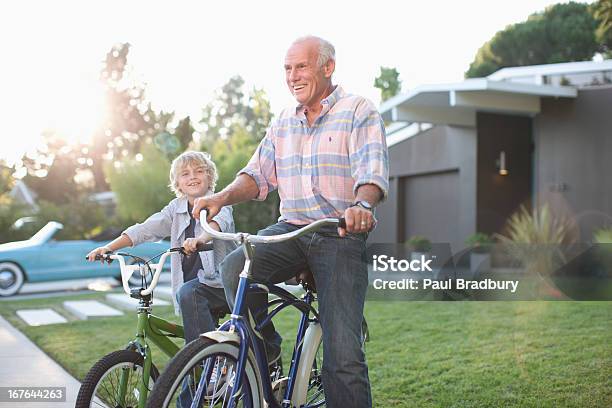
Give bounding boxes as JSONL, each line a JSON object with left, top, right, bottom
{"left": 177, "top": 163, "right": 209, "bottom": 200}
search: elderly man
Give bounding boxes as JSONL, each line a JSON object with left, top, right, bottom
{"left": 193, "top": 35, "right": 388, "bottom": 407}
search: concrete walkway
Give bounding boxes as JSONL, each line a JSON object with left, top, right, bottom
{"left": 0, "top": 316, "right": 80, "bottom": 407}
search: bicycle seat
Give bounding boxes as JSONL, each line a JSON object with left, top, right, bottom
{"left": 284, "top": 268, "right": 317, "bottom": 293}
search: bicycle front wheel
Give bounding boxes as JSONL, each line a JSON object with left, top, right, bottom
{"left": 76, "top": 349, "right": 159, "bottom": 408}
{"left": 146, "top": 337, "right": 263, "bottom": 408}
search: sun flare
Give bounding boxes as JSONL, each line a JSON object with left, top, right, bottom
{"left": 44, "top": 79, "right": 106, "bottom": 146}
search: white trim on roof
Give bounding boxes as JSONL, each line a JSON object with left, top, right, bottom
{"left": 386, "top": 123, "right": 433, "bottom": 147}
{"left": 380, "top": 79, "right": 577, "bottom": 126}
{"left": 487, "top": 59, "right": 612, "bottom": 81}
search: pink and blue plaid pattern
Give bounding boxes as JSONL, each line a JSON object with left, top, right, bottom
{"left": 240, "top": 86, "right": 389, "bottom": 225}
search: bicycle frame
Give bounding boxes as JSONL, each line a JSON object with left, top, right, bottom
{"left": 122, "top": 300, "right": 184, "bottom": 408}
{"left": 193, "top": 244, "right": 322, "bottom": 408}
{"left": 190, "top": 211, "right": 343, "bottom": 408}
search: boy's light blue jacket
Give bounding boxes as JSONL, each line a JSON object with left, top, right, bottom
{"left": 123, "top": 193, "right": 236, "bottom": 314}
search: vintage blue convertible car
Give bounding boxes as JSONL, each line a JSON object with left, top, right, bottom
{"left": 0, "top": 222, "right": 170, "bottom": 296}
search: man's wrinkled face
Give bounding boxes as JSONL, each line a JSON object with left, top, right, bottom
{"left": 284, "top": 40, "right": 334, "bottom": 107}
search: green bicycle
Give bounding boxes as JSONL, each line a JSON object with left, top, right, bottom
{"left": 75, "top": 245, "right": 220, "bottom": 408}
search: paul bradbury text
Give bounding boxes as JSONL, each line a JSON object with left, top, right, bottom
{"left": 372, "top": 278, "right": 519, "bottom": 293}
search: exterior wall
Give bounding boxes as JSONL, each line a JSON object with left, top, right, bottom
{"left": 534, "top": 86, "right": 612, "bottom": 241}
{"left": 370, "top": 125, "right": 477, "bottom": 251}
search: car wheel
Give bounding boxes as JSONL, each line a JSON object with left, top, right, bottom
{"left": 0, "top": 262, "right": 25, "bottom": 297}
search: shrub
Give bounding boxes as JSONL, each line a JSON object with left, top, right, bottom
{"left": 407, "top": 235, "right": 432, "bottom": 252}
{"left": 495, "top": 204, "right": 571, "bottom": 275}
{"left": 465, "top": 233, "right": 494, "bottom": 253}
{"left": 593, "top": 228, "right": 612, "bottom": 244}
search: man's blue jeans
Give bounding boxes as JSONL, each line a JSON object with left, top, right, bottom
{"left": 219, "top": 221, "right": 372, "bottom": 408}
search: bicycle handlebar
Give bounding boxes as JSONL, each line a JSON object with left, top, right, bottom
{"left": 89, "top": 243, "right": 213, "bottom": 296}
{"left": 199, "top": 210, "right": 345, "bottom": 245}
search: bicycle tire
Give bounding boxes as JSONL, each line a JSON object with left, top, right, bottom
{"left": 76, "top": 349, "right": 159, "bottom": 408}
{"left": 146, "top": 337, "right": 263, "bottom": 408}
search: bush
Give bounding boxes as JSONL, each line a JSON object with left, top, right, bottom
{"left": 465, "top": 233, "right": 494, "bottom": 253}
{"left": 495, "top": 204, "right": 571, "bottom": 275}
{"left": 593, "top": 228, "right": 612, "bottom": 244}
{"left": 105, "top": 143, "right": 174, "bottom": 225}
{"left": 0, "top": 195, "right": 111, "bottom": 243}
{"left": 407, "top": 235, "right": 432, "bottom": 252}
{"left": 0, "top": 195, "right": 31, "bottom": 243}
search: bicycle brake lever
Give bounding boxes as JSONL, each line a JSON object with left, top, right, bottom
{"left": 88, "top": 254, "right": 113, "bottom": 263}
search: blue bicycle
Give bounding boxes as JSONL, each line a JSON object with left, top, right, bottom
{"left": 146, "top": 212, "right": 346, "bottom": 407}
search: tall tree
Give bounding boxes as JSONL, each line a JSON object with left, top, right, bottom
{"left": 199, "top": 77, "right": 279, "bottom": 232}
{"left": 199, "top": 76, "right": 270, "bottom": 149}
{"left": 15, "top": 43, "right": 187, "bottom": 202}
{"left": 174, "top": 116, "right": 196, "bottom": 152}
{"left": 19, "top": 131, "right": 87, "bottom": 203}
{"left": 90, "top": 43, "right": 153, "bottom": 190}
{"left": 594, "top": 0, "right": 612, "bottom": 57}
{"left": 0, "top": 161, "right": 14, "bottom": 195}
{"left": 374, "top": 67, "right": 402, "bottom": 102}
{"left": 466, "top": 2, "right": 600, "bottom": 78}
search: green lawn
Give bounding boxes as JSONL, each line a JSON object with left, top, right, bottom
{"left": 1, "top": 292, "right": 610, "bottom": 407}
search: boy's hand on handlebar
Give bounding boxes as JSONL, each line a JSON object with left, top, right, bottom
{"left": 182, "top": 238, "right": 199, "bottom": 255}
{"left": 192, "top": 195, "right": 223, "bottom": 222}
{"left": 87, "top": 246, "right": 112, "bottom": 264}
{"left": 339, "top": 206, "right": 375, "bottom": 237}
{"left": 182, "top": 232, "right": 212, "bottom": 255}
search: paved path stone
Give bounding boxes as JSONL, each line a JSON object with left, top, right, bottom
{"left": 16, "top": 309, "right": 67, "bottom": 326}
{"left": 0, "top": 316, "right": 81, "bottom": 407}
{"left": 105, "top": 293, "right": 170, "bottom": 309}
{"left": 63, "top": 300, "right": 123, "bottom": 320}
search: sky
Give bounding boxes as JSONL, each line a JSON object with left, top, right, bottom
{"left": 0, "top": 0, "right": 580, "bottom": 165}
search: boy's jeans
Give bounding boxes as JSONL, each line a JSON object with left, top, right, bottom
{"left": 220, "top": 221, "right": 372, "bottom": 408}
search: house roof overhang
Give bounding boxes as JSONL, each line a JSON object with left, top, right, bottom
{"left": 379, "top": 78, "right": 577, "bottom": 127}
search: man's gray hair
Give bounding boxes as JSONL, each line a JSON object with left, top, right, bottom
{"left": 293, "top": 35, "right": 335, "bottom": 67}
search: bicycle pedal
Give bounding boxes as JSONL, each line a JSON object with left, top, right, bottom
{"left": 271, "top": 376, "right": 288, "bottom": 401}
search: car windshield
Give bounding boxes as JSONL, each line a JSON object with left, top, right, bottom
{"left": 30, "top": 222, "right": 61, "bottom": 244}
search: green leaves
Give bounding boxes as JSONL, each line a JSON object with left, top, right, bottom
{"left": 200, "top": 77, "right": 279, "bottom": 233}
{"left": 466, "top": 2, "right": 600, "bottom": 78}
{"left": 374, "top": 67, "right": 401, "bottom": 102}
{"left": 105, "top": 143, "right": 173, "bottom": 224}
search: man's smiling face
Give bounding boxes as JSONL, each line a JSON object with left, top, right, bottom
{"left": 284, "top": 39, "right": 334, "bottom": 108}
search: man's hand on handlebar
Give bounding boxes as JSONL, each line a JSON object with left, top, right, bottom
{"left": 339, "top": 206, "right": 375, "bottom": 237}
{"left": 192, "top": 194, "right": 225, "bottom": 222}
{"left": 86, "top": 246, "right": 113, "bottom": 264}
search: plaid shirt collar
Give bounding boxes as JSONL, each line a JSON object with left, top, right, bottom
{"left": 294, "top": 85, "right": 345, "bottom": 118}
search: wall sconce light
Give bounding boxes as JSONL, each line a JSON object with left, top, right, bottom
{"left": 496, "top": 151, "right": 508, "bottom": 176}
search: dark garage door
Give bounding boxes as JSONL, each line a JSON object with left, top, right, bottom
{"left": 400, "top": 170, "right": 461, "bottom": 248}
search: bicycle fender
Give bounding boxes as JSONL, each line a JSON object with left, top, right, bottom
{"left": 292, "top": 322, "right": 323, "bottom": 407}
{"left": 200, "top": 330, "right": 240, "bottom": 344}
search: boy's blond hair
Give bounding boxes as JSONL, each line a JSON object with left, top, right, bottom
{"left": 169, "top": 151, "right": 218, "bottom": 197}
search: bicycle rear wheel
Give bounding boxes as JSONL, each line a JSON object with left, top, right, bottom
{"left": 76, "top": 349, "right": 159, "bottom": 408}
{"left": 146, "top": 337, "right": 263, "bottom": 408}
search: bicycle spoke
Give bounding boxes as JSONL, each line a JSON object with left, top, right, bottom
{"left": 306, "top": 386, "right": 324, "bottom": 405}
{"left": 94, "top": 362, "right": 142, "bottom": 407}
